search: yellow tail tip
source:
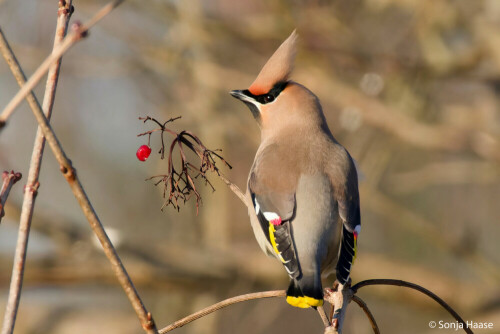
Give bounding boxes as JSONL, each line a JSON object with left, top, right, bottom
{"left": 286, "top": 296, "right": 323, "bottom": 308}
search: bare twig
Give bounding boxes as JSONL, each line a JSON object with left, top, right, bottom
{"left": 155, "top": 277, "right": 470, "bottom": 334}
{"left": 351, "top": 295, "right": 380, "bottom": 334}
{"left": 0, "top": 171, "right": 22, "bottom": 223}
{"left": 218, "top": 172, "right": 251, "bottom": 209}
{"left": 352, "top": 279, "right": 472, "bottom": 334}
{"left": 139, "top": 116, "right": 252, "bottom": 216}
{"left": 0, "top": 28, "right": 41, "bottom": 129}
{"left": 317, "top": 306, "right": 331, "bottom": 328}
{"left": 0, "top": 3, "right": 157, "bottom": 334}
{"left": 37, "top": 76, "right": 158, "bottom": 331}
{"left": 139, "top": 116, "right": 232, "bottom": 213}
{"left": 0, "top": 2, "right": 72, "bottom": 333}
{"left": 0, "top": 0, "right": 124, "bottom": 127}
{"left": 159, "top": 290, "right": 286, "bottom": 333}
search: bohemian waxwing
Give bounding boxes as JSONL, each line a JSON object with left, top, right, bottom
{"left": 230, "top": 31, "right": 361, "bottom": 309}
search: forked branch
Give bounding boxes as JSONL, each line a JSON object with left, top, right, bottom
{"left": 0, "top": 2, "right": 158, "bottom": 333}
{"left": 0, "top": 0, "right": 124, "bottom": 127}
{"left": 1, "top": 1, "right": 72, "bottom": 333}
{"left": 351, "top": 279, "right": 473, "bottom": 334}
{"left": 0, "top": 171, "right": 22, "bottom": 224}
{"left": 158, "top": 279, "right": 470, "bottom": 334}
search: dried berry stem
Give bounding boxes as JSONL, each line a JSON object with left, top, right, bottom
{"left": 139, "top": 116, "right": 233, "bottom": 213}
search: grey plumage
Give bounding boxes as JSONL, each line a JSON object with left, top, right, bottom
{"left": 231, "top": 32, "right": 360, "bottom": 308}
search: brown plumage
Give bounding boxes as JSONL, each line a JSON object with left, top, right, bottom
{"left": 248, "top": 30, "right": 297, "bottom": 96}
{"left": 230, "top": 31, "right": 361, "bottom": 308}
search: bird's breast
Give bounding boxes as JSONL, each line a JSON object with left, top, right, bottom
{"left": 292, "top": 174, "right": 342, "bottom": 272}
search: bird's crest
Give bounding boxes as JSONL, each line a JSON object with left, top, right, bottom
{"left": 248, "top": 30, "right": 297, "bottom": 96}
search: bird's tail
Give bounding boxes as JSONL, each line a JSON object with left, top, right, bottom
{"left": 286, "top": 277, "right": 323, "bottom": 308}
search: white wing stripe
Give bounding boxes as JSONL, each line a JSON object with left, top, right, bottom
{"left": 263, "top": 211, "right": 280, "bottom": 221}
{"left": 254, "top": 199, "right": 261, "bottom": 214}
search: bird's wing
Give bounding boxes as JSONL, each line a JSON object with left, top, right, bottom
{"left": 249, "top": 191, "right": 301, "bottom": 279}
{"left": 336, "top": 223, "right": 359, "bottom": 284}
{"left": 248, "top": 143, "right": 301, "bottom": 279}
{"left": 332, "top": 149, "right": 361, "bottom": 285}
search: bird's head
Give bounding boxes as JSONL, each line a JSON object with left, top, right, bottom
{"left": 231, "top": 31, "right": 325, "bottom": 135}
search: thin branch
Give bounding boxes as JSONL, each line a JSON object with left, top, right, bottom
{"left": 317, "top": 306, "right": 331, "bottom": 328}
{"left": 351, "top": 295, "right": 380, "bottom": 334}
{"left": 218, "top": 172, "right": 251, "bottom": 209}
{"left": 0, "top": 171, "right": 22, "bottom": 223}
{"left": 0, "top": 0, "right": 124, "bottom": 127}
{"left": 155, "top": 278, "right": 470, "bottom": 334}
{"left": 0, "top": 1, "right": 72, "bottom": 333}
{"left": 159, "top": 290, "right": 286, "bottom": 333}
{"left": 352, "top": 279, "right": 472, "bottom": 334}
{"left": 0, "top": 28, "right": 41, "bottom": 128}
{"left": 324, "top": 282, "right": 353, "bottom": 334}
{"left": 0, "top": 3, "right": 157, "bottom": 334}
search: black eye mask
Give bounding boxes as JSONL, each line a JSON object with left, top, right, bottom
{"left": 243, "top": 81, "right": 288, "bottom": 104}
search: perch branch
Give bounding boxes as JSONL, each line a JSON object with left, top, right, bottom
{"left": 0, "top": 0, "right": 124, "bottom": 127}
{"left": 159, "top": 290, "right": 286, "bottom": 333}
{"left": 0, "top": 171, "right": 22, "bottom": 223}
{"left": 155, "top": 278, "right": 469, "bottom": 334}
{"left": 352, "top": 279, "right": 472, "bottom": 334}
{"left": 351, "top": 295, "right": 380, "bottom": 334}
{"left": 317, "top": 306, "right": 331, "bottom": 328}
{"left": 324, "top": 282, "right": 353, "bottom": 334}
{"left": 0, "top": 2, "right": 72, "bottom": 333}
{"left": 0, "top": 3, "right": 157, "bottom": 334}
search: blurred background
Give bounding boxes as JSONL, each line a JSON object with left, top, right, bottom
{"left": 0, "top": 0, "right": 499, "bottom": 333}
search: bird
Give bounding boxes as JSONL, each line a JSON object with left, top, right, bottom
{"left": 230, "top": 31, "right": 361, "bottom": 309}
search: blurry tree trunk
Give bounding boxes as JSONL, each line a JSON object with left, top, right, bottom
{"left": 175, "top": 0, "right": 230, "bottom": 251}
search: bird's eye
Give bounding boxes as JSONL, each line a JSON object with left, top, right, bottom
{"left": 263, "top": 94, "right": 274, "bottom": 103}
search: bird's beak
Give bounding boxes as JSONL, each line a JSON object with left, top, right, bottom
{"left": 230, "top": 89, "right": 261, "bottom": 122}
{"left": 230, "top": 90, "right": 252, "bottom": 102}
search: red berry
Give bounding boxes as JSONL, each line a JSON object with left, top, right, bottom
{"left": 136, "top": 145, "right": 151, "bottom": 161}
